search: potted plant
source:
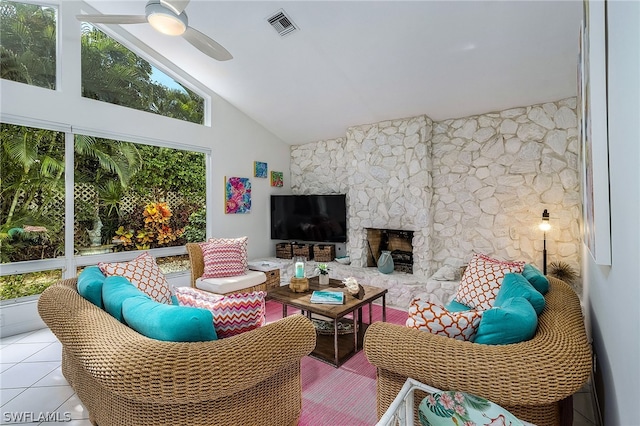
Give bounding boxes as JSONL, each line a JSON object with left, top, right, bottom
{"left": 315, "top": 263, "right": 330, "bottom": 285}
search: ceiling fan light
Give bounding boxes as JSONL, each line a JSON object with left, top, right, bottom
{"left": 146, "top": 3, "right": 187, "bottom": 36}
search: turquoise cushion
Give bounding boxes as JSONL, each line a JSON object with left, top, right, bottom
{"left": 444, "top": 299, "right": 472, "bottom": 312}
{"left": 419, "top": 391, "right": 524, "bottom": 426}
{"left": 77, "top": 266, "right": 106, "bottom": 308}
{"left": 102, "top": 276, "right": 147, "bottom": 323}
{"left": 122, "top": 295, "right": 217, "bottom": 342}
{"left": 522, "top": 264, "right": 549, "bottom": 294}
{"left": 474, "top": 297, "right": 538, "bottom": 345}
{"left": 495, "top": 273, "right": 545, "bottom": 315}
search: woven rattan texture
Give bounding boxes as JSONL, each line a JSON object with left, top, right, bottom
{"left": 38, "top": 278, "right": 316, "bottom": 426}
{"left": 313, "top": 244, "right": 336, "bottom": 262}
{"left": 292, "top": 243, "right": 313, "bottom": 259}
{"left": 276, "top": 242, "right": 293, "bottom": 259}
{"left": 265, "top": 269, "right": 281, "bottom": 290}
{"left": 363, "top": 277, "right": 591, "bottom": 426}
{"left": 186, "top": 242, "right": 267, "bottom": 294}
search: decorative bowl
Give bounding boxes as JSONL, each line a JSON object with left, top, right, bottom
{"left": 335, "top": 256, "right": 350, "bottom": 265}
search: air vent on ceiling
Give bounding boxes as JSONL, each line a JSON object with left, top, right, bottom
{"left": 267, "top": 9, "right": 298, "bottom": 37}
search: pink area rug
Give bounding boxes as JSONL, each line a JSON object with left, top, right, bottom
{"left": 265, "top": 300, "right": 407, "bottom": 426}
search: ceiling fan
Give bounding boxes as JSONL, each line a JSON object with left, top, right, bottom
{"left": 76, "top": 0, "right": 232, "bottom": 61}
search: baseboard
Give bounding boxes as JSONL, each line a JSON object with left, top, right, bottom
{"left": 0, "top": 297, "right": 46, "bottom": 338}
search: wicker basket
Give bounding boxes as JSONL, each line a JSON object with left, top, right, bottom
{"left": 313, "top": 244, "right": 335, "bottom": 262}
{"left": 276, "top": 242, "right": 292, "bottom": 259}
{"left": 265, "top": 269, "right": 281, "bottom": 290}
{"left": 292, "top": 243, "right": 313, "bottom": 259}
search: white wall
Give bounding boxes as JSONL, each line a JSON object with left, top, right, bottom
{"left": 585, "top": 2, "right": 640, "bottom": 424}
{"left": 0, "top": 1, "right": 290, "bottom": 260}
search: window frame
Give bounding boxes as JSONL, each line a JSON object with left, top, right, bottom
{"left": 77, "top": 14, "right": 211, "bottom": 126}
{"left": 0, "top": 114, "right": 213, "bottom": 301}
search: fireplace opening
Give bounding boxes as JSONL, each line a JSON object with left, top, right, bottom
{"left": 366, "top": 228, "right": 414, "bottom": 273}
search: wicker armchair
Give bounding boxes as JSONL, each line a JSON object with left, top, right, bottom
{"left": 186, "top": 242, "right": 267, "bottom": 295}
{"left": 38, "top": 278, "right": 316, "bottom": 426}
{"left": 363, "top": 276, "right": 591, "bottom": 426}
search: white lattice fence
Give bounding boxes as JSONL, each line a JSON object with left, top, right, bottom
{"left": 20, "top": 184, "right": 198, "bottom": 224}
{"left": 118, "top": 191, "right": 198, "bottom": 214}
{"left": 24, "top": 191, "right": 65, "bottom": 225}
{"left": 74, "top": 183, "right": 98, "bottom": 209}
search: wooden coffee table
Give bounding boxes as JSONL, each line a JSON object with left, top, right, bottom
{"left": 268, "top": 276, "right": 388, "bottom": 367}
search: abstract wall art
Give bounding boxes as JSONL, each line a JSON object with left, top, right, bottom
{"left": 254, "top": 161, "right": 267, "bottom": 178}
{"left": 225, "top": 177, "right": 251, "bottom": 214}
{"left": 270, "top": 171, "right": 283, "bottom": 187}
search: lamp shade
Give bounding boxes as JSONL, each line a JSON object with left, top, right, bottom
{"left": 539, "top": 209, "right": 551, "bottom": 232}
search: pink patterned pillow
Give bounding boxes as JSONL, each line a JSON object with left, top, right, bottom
{"left": 98, "top": 252, "right": 171, "bottom": 304}
{"left": 174, "top": 287, "right": 266, "bottom": 338}
{"left": 454, "top": 254, "right": 525, "bottom": 310}
{"left": 406, "top": 298, "right": 483, "bottom": 341}
{"left": 200, "top": 237, "right": 248, "bottom": 278}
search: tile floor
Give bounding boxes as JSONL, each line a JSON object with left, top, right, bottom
{"left": 1, "top": 327, "right": 599, "bottom": 426}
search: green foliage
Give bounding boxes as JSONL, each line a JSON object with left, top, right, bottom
{"left": 80, "top": 25, "right": 204, "bottom": 124}
{"left": 129, "top": 145, "right": 205, "bottom": 200}
{"left": 0, "top": 271, "right": 59, "bottom": 300}
{"left": 183, "top": 207, "right": 206, "bottom": 243}
{"left": 74, "top": 134, "right": 142, "bottom": 189}
{"left": 0, "top": 1, "right": 56, "bottom": 88}
{"left": 0, "top": 123, "right": 65, "bottom": 261}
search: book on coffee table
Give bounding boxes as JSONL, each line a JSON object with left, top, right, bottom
{"left": 310, "top": 290, "right": 345, "bottom": 304}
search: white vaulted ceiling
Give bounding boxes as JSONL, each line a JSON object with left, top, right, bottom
{"left": 79, "top": 0, "right": 583, "bottom": 145}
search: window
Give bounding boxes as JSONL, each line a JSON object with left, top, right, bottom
{"left": 74, "top": 135, "right": 206, "bottom": 257}
{"left": 1, "top": 123, "right": 207, "bottom": 301}
{"left": 0, "top": 1, "right": 56, "bottom": 89}
{"left": 80, "top": 25, "right": 205, "bottom": 124}
{"left": 0, "top": 123, "right": 65, "bottom": 263}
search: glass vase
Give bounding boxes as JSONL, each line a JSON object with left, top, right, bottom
{"left": 378, "top": 250, "right": 394, "bottom": 274}
{"left": 293, "top": 256, "right": 306, "bottom": 279}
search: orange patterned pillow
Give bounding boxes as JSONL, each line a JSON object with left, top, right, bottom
{"left": 454, "top": 254, "right": 525, "bottom": 310}
{"left": 406, "top": 298, "right": 483, "bottom": 341}
{"left": 99, "top": 252, "right": 172, "bottom": 304}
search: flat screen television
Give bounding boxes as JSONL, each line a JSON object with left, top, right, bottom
{"left": 271, "top": 194, "right": 347, "bottom": 243}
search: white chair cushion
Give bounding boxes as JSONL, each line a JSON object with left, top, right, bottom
{"left": 196, "top": 270, "right": 266, "bottom": 294}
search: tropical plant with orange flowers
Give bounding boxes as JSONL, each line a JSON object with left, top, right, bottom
{"left": 113, "top": 202, "right": 184, "bottom": 250}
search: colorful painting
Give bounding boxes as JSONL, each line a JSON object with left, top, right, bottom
{"left": 270, "top": 171, "right": 283, "bottom": 187}
{"left": 254, "top": 161, "right": 267, "bottom": 178}
{"left": 225, "top": 177, "right": 251, "bottom": 214}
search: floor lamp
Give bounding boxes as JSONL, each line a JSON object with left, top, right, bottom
{"left": 539, "top": 209, "right": 550, "bottom": 275}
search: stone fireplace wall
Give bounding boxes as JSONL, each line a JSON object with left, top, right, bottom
{"left": 290, "top": 97, "right": 581, "bottom": 284}
{"left": 431, "top": 99, "right": 581, "bottom": 273}
{"left": 292, "top": 115, "right": 434, "bottom": 277}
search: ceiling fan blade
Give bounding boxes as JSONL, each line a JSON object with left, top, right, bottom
{"left": 76, "top": 14, "right": 147, "bottom": 25}
{"left": 160, "top": 0, "right": 190, "bottom": 16}
{"left": 183, "top": 27, "right": 233, "bottom": 61}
